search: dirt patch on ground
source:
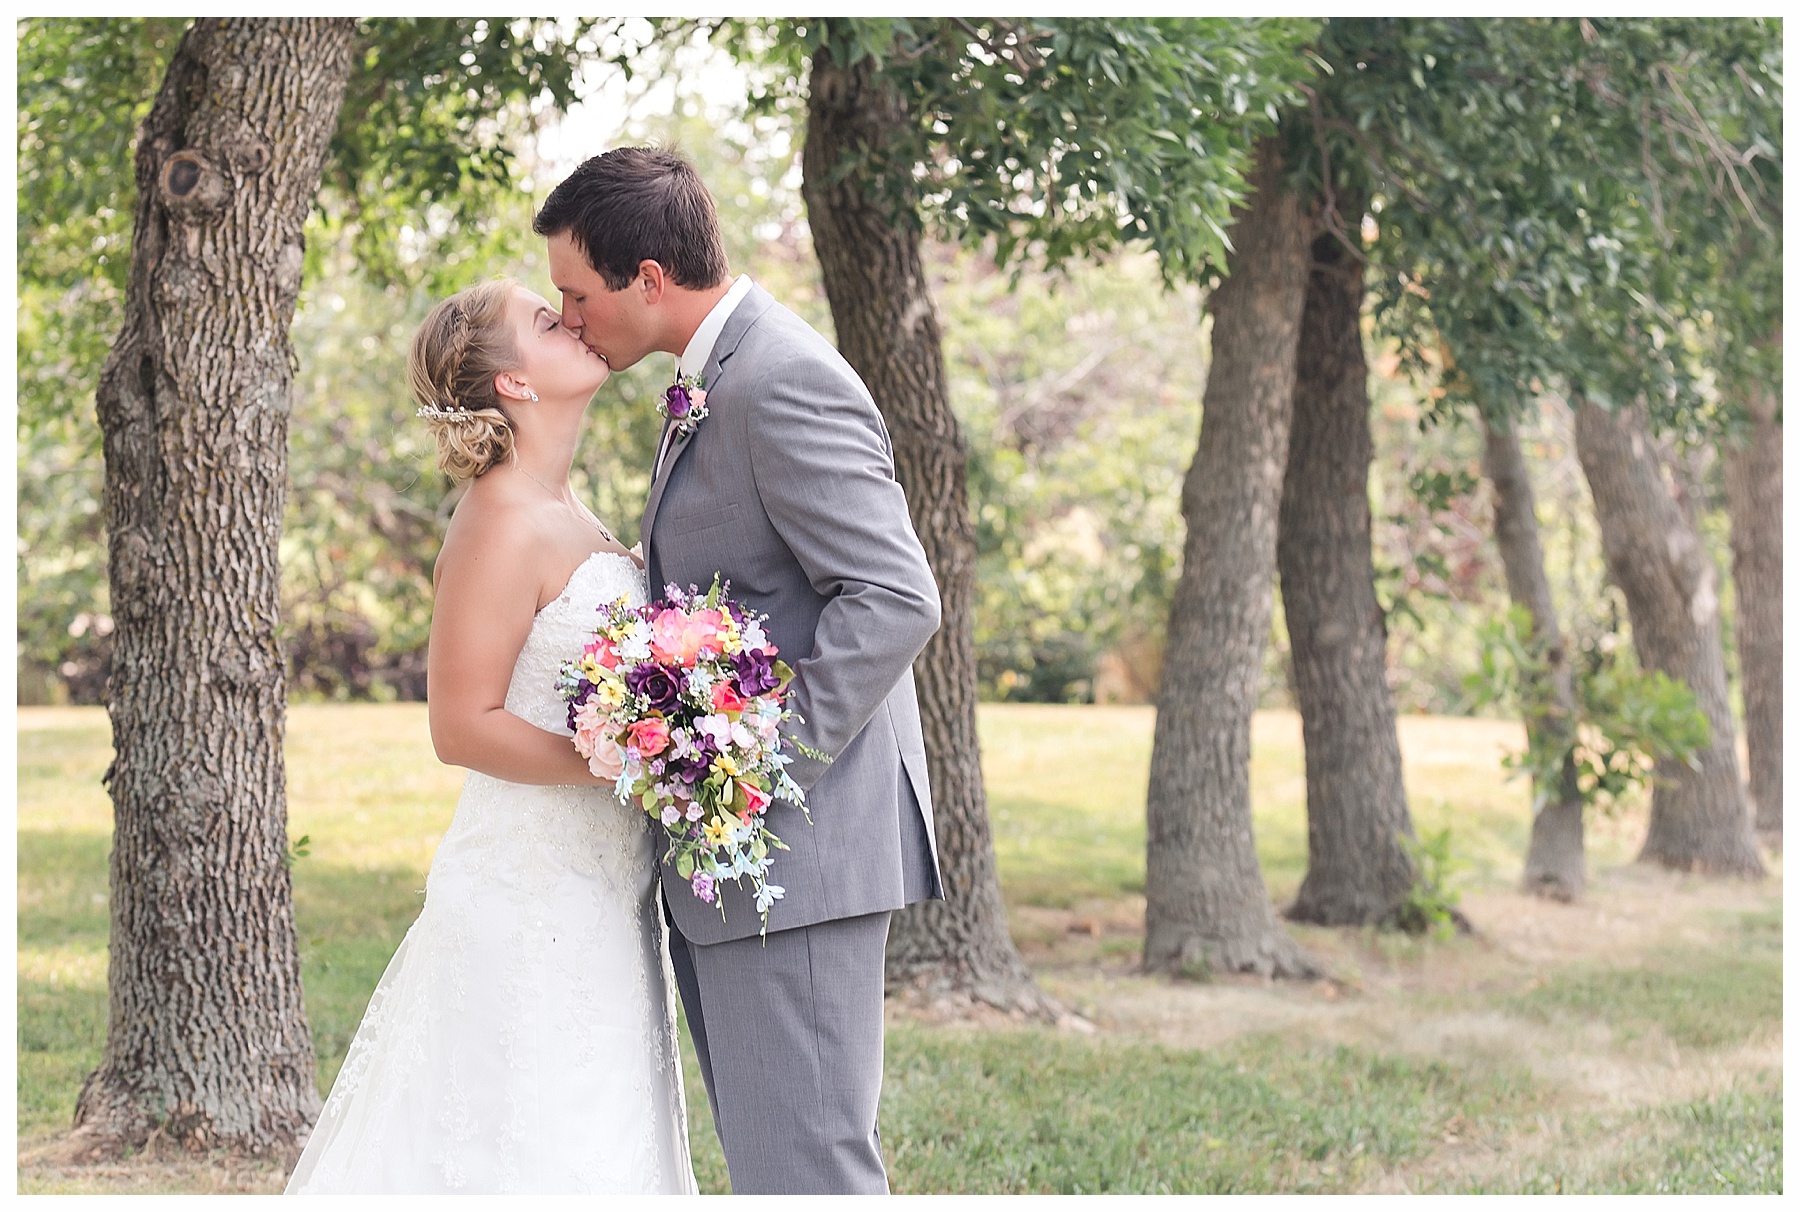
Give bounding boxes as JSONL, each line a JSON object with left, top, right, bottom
{"left": 17, "top": 1135, "right": 293, "bottom": 1195}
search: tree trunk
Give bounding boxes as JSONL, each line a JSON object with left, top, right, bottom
{"left": 1573, "top": 398, "right": 1763, "bottom": 877}
{"left": 1722, "top": 378, "right": 1781, "bottom": 843}
{"left": 801, "top": 46, "right": 1051, "bottom": 1017}
{"left": 77, "top": 18, "right": 357, "bottom": 1156}
{"left": 1142, "top": 142, "right": 1320, "bottom": 979}
{"left": 1278, "top": 219, "right": 1418, "bottom": 927}
{"left": 1481, "top": 412, "right": 1586, "bottom": 900}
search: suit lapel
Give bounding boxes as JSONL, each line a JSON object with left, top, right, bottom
{"left": 638, "top": 285, "right": 779, "bottom": 547}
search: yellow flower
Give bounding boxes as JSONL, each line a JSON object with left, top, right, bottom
{"left": 703, "top": 818, "right": 731, "bottom": 848}
{"left": 591, "top": 679, "right": 626, "bottom": 710}
{"left": 713, "top": 755, "right": 740, "bottom": 778}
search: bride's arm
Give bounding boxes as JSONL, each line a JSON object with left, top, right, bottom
{"left": 427, "top": 508, "right": 605, "bottom": 787}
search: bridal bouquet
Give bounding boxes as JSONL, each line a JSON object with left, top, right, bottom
{"left": 556, "top": 576, "right": 810, "bottom": 931}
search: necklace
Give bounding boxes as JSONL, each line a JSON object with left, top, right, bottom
{"left": 517, "top": 464, "right": 617, "bottom": 545}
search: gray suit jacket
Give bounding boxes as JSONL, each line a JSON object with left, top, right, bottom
{"left": 640, "top": 283, "right": 944, "bottom": 944}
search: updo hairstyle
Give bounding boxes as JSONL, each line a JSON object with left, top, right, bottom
{"left": 408, "top": 279, "right": 521, "bottom": 481}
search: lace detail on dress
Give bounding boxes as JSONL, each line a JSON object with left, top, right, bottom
{"left": 286, "top": 552, "right": 696, "bottom": 1195}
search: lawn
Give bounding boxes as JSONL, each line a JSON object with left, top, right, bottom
{"left": 15, "top": 703, "right": 1782, "bottom": 1193}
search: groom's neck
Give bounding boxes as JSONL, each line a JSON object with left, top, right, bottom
{"left": 658, "top": 279, "right": 735, "bottom": 357}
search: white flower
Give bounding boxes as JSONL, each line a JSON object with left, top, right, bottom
{"left": 696, "top": 713, "right": 732, "bottom": 747}
{"left": 743, "top": 620, "right": 768, "bottom": 650}
{"left": 615, "top": 620, "right": 653, "bottom": 662}
{"left": 730, "top": 721, "right": 756, "bottom": 750}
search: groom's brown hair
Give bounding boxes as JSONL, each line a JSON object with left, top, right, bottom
{"left": 533, "top": 147, "right": 730, "bottom": 292}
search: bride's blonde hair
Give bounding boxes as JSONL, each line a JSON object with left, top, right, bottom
{"left": 408, "top": 280, "right": 519, "bottom": 481}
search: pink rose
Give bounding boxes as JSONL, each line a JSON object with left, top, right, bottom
{"left": 650, "top": 608, "right": 723, "bottom": 667}
{"left": 625, "top": 717, "right": 671, "bottom": 758}
{"left": 587, "top": 737, "right": 625, "bottom": 781}
{"left": 586, "top": 637, "right": 620, "bottom": 670}
{"left": 571, "top": 699, "right": 617, "bottom": 757}
{"left": 737, "top": 780, "right": 771, "bottom": 816}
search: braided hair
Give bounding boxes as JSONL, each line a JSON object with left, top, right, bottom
{"left": 408, "top": 280, "right": 520, "bottom": 481}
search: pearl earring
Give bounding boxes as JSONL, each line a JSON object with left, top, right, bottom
{"left": 526, "top": 390, "right": 539, "bottom": 402}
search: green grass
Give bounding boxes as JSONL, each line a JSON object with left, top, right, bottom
{"left": 1632, "top": 1079, "right": 1783, "bottom": 1194}
{"left": 879, "top": 1028, "right": 1531, "bottom": 1194}
{"left": 1485, "top": 1078, "right": 1784, "bottom": 1194}
{"left": 1509, "top": 904, "right": 1783, "bottom": 1050}
{"left": 16, "top": 704, "right": 1781, "bottom": 1193}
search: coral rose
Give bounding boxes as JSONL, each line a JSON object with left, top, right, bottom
{"left": 710, "top": 681, "right": 750, "bottom": 714}
{"left": 625, "top": 717, "right": 671, "bottom": 758}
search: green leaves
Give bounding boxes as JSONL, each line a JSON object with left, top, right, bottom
{"left": 1312, "top": 18, "right": 1781, "bottom": 433}
{"left": 1466, "top": 604, "right": 1712, "bottom": 816}
{"left": 706, "top": 17, "right": 1320, "bottom": 283}
{"left": 320, "top": 17, "right": 610, "bottom": 292}
{"left": 1393, "top": 827, "right": 1464, "bottom": 940}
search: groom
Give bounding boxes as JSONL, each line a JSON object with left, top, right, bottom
{"left": 534, "top": 148, "right": 944, "bottom": 1194}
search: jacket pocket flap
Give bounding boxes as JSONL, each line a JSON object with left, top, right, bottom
{"left": 668, "top": 503, "right": 740, "bottom": 535}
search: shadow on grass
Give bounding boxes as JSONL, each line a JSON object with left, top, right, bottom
{"left": 16, "top": 827, "right": 434, "bottom": 1113}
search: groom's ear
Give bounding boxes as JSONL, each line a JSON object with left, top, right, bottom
{"left": 637, "top": 260, "right": 669, "bottom": 305}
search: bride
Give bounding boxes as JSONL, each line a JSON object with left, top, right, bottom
{"left": 286, "top": 279, "right": 696, "bottom": 1194}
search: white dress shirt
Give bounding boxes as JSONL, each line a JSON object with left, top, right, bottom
{"left": 678, "top": 273, "right": 754, "bottom": 382}
{"left": 657, "top": 274, "right": 753, "bottom": 478}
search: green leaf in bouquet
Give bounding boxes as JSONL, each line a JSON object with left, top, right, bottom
{"left": 676, "top": 851, "right": 695, "bottom": 879}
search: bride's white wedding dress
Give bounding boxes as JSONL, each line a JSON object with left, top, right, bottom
{"left": 287, "top": 550, "right": 696, "bottom": 1194}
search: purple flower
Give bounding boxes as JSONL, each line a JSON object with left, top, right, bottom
{"left": 627, "top": 663, "right": 684, "bottom": 712}
{"left": 733, "top": 648, "right": 781, "bottom": 696}
{"left": 691, "top": 872, "right": 717, "bottom": 903}
{"left": 664, "top": 382, "right": 694, "bottom": 419}
{"left": 564, "top": 680, "right": 596, "bottom": 732}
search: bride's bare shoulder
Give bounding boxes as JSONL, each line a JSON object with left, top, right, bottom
{"left": 432, "top": 477, "right": 552, "bottom": 592}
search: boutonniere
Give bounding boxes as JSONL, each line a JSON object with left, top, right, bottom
{"left": 660, "top": 372, "right": 709, "bottom": 439}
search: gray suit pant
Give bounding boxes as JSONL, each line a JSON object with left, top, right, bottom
{"left": 669, "top": 908, "right": 892, "bottom": 1194}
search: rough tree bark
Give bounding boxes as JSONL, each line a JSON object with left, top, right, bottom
{"left": 77, "top": 18, "right": 357, "bottom": 1155}
{"left": 1573, "top": 398, "right": 1764, "bottom": 877}
{"left": 1722, "top": 377, "right": 1781, "bottom": 843}
{"left": 1277, "top": 219, "right": 1418, "bottom": 927}
{"left": 801, "top": 46, "right": 1051, "bottom": 1016}
{"left": 1482, "top": 412, "right": 1586, "bottom": 900}
{"left": 1143, "top": 142, "right": 1320, "bottom": 978}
